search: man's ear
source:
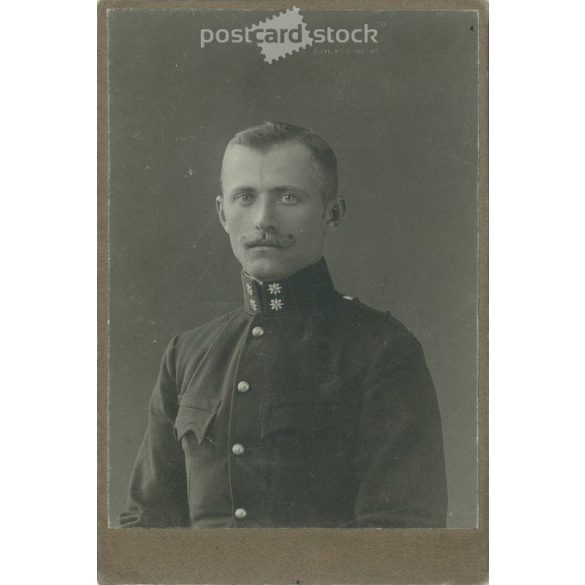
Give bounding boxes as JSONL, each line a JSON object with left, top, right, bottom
{"left": 216, "top": 195, "right": 229, "bottom": 233}
{"left": 323, "top": 197, "right": 346, "bottom": 233}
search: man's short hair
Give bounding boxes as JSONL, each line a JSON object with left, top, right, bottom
{"left": 222, "top": 121, "right": 338, "bottom": 202}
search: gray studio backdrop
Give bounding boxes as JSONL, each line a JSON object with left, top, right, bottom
{"left": 107, "top": 8, "right": 479, "bottom": 528}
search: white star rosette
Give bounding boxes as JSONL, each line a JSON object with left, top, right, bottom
{"left": 270, "top": 298, "right": 284, "bottom": 311}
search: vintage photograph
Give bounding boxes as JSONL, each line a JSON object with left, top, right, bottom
{"left": 100, "top": 0, "right": 486, "bottom": 581}
{"left": 118, "top": 120, "right": 450, "bottom": 529}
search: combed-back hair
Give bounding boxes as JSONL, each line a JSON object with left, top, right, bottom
{"left": 223, "top": 121, "right": 338, "bottom": 202}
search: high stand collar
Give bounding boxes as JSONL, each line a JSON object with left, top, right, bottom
{"left": 241, "top": 258, "right": 338, "bottom": 316}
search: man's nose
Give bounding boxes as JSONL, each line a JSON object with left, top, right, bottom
{"left": 254, "top": 198, "right": 277, "bottom": 232}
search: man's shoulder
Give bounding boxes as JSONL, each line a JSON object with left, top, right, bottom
{"left": 332, "top": 296, "right": 432, "bottom": 386}
{"left": 336, "top": 295, "right": 423, "bottom": 356}
{"left": 338, "top": 295, "right": 414, "bottom": 335}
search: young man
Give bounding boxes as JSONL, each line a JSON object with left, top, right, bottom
{"left": 120, "top": 122, "right": 447, "bottom": 528}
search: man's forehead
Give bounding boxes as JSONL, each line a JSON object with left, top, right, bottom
{"left": 221, "top": 142, "right": 321, "bottom": 186}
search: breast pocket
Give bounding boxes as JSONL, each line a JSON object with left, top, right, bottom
{"left": 174, "top": 395, "right": 221, "bottom": 445}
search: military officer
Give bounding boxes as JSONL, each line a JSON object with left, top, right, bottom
{"left": 120, "top": 121, "right": 447, "bottom": 529}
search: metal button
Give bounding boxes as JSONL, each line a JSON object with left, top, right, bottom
{"left": 237, "top": 381, "right": 250, "bottom": 393}
{"left": 234, "top": 508, "right": 247, "bottom": 519}
{"left": 252, "top": 326, "right": 264, "bottom": 337}
{"left": 232, "top": 443, "right": 245, "bottom": 455}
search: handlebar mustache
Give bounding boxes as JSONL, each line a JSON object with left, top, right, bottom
{"left": 244, "top": 231, "right": 296, "bottom": 249}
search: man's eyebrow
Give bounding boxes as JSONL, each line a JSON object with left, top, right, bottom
{"left": 227, "top": 185, "right": 258, "bottom": 195}
{"left": 269, "top": 185, "right": 308, "bottom": 195}
{"left": 226, "top": 185, "right": 309, "bottom": 197}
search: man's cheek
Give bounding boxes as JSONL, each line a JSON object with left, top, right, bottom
{"left": 228, "top": 235, "right": 244, "bottom": 259}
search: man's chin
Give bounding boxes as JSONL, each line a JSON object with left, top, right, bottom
{"left": 243, "top": 257, "right": 296, "bottom": 282}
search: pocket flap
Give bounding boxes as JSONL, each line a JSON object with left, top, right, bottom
{"left": 174, "top": 395, "right": 221, "bottom": 444}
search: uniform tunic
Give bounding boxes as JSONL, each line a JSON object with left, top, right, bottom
{"left": 120, "top": 258, "right": 447, "bottom": 528}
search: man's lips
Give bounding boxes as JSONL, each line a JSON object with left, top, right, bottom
{"left": 246, "top": 241, "right": 282, "bottom": 249}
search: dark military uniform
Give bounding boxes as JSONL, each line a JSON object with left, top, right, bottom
{"left": 120, "top": 258, "right": 447, "bottom": 528}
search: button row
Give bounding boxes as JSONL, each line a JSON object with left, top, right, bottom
{"left": 232, "top": 326, "right": 263, "bottom": 524}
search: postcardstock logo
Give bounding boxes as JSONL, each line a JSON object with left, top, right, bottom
{"left": 200, "top": 6, "right": 379, "bottom": 64}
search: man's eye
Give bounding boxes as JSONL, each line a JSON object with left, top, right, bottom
{"left": 235, "top": 193, "right": 253, "bottom": 202}
{"left": 280, "top": 193, "right": 298, "bottom": 204}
